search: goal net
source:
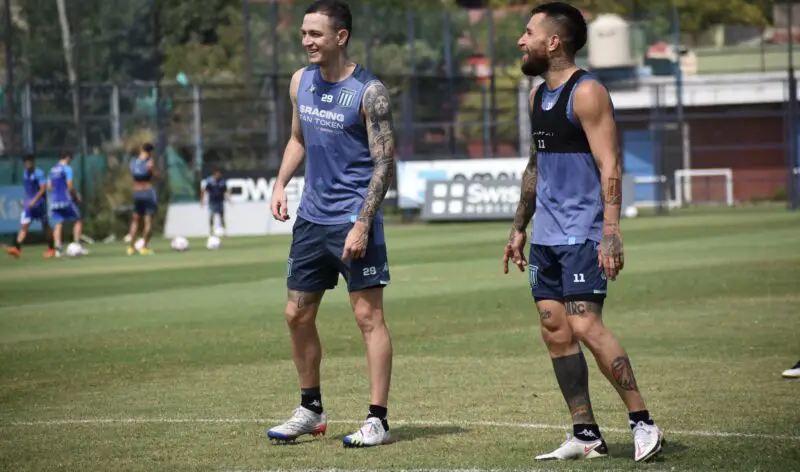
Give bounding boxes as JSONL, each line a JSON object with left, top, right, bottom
{"left": 675, "top": 168, "right": 734, "bottom": 207}
{"left": 632, "top": 168, "right": 734, "bottom": 209}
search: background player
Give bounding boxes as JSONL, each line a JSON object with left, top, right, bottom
{"left": 127, "top": 143, "right": 158, "bottom": 256}
{"left": 200, "top": 168, "right": 230, "bottom": 236}
{"left": 504, "top": 2, "right": 663, "bottom": 462}
{"left": 5, "top": 154, "right": 56, "bottom": 258}
{"left": 266, "top": 0, "right": 395, "bottom": 449}
{"left": 47, "top": 151, "right": 83, "bottom": 257}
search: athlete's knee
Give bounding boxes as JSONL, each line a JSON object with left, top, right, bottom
{"left": 536, "top": 300, "right": 574, "bottom": 349}
{"left": 564, "top": 298, "right": 608, "bottom": 343}
{"left": 353, "top": 306, "right": 385, "bottom": 334}
{"left": 350, "top": 288, "right": 386, "bottom": 334}
{"left": 285, "top": 290, "right": 322, "bottom": 328}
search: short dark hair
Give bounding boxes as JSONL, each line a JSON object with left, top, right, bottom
{"left": 531, "top": 2, "right": 587, "bottom": 56}
{"left": 61, "top": 150, "right": 73, "bottom": 160}
{"left": 305, "top": 0, "right": 352, "bottom": 46}
{"left": 22, "top": 153, "right": 34, "bottom": 162}
{"left": 142, "top": 142, "right": 154, "bottom": 153}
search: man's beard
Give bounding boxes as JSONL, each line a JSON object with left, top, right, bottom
{"left": 521, "top": 53, "right": 549, "bottom": 77}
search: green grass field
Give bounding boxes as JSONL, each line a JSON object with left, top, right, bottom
{"left": 1, "top": 205, "right": 799, "bottom": 472}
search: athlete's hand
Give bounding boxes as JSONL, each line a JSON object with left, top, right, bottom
{"left": 342, "top": 221, "right": 369, "bottom": 262}
{"left": 271, "top": 185, "right": 290, "bottom": 221}
{"left": 503, "top": 227, "right": 527, "bottom": 274}
{"left": 598, "top": 226, "right": 624, "bottom": 281}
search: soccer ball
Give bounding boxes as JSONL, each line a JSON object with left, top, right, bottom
{"left": 206, "top": 235, "right": 221, "bottom": 250}
{"left": 66, "top": 242, "right": 85, "bottom": 257}
{"left": 171, "top": 236, "right": 189, "bottom": 252}
{"left": 134, "top": 238, "right": 146, "bottom": 251}
{"left": 212, "top": 226, "right": 225, "bottom": 238}
{"left": 624, "top": 206, "right": 639, "bottom": 218}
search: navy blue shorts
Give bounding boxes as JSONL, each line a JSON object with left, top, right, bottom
{"left": 528, "top": 241, "right": 607, "bottom": 302}
{"left": 287, "top": 216, "right": 391, "bottom": 293}
{"left": 49, "top": 203, "right": 81, "bottom": 225}
{"left": 20, "top": 204, "right": 47, "bottom": 225}
{"left": 208, "top": 201, "right": 224, "bottom": 216}
{"left": 133, "top": 189, "right": 158, "bottom": 216}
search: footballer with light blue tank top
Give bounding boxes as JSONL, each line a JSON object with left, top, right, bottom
{"left": 5, "top": 154, "right": 55, "bottom": 259}
{"left": 288, "top": 63, "right": 389, "bottom": 292}
{"left": 505, "top": 2, "right": 664, "bottom": 464}
{"left": 47, "top": 151, "right": 83, "bottom": 257}
{"left": 126, "top": 143, "right": 157, "bottom": 256}
{"left": 266, "top": 0, "right": 395, "bottom": 451}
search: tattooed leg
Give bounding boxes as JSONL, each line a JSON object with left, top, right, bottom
{"left": 286, "top": 290, "right": 325, "bottom": 388}
{"left": 552, "top": 351, "right": 596, "bottom": 425}
{"left": 537, "top": 300, "right": 603, "bottom": 441}
{"left": 565, "top": 299, "right": 647, "bottom": 412}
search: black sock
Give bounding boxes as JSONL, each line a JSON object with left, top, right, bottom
{"left": 628, "top": 410, "right": 654, "bottom": 428}
{"left": 367, "top": 404, "right": 389, "bottom": 431}
{"left": 573, "top": 423, "right": 602, "bottom": 442}
{"left": 13, "top": 240, "right": 21, "bottom": 250}
{"left": 47, "top": 238, "right": 54, "bottom": 249}
{"left": 300, "top": 386, "right": 323, "bottom": 414}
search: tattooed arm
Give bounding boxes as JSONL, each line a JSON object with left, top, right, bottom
{"left": 504, "top": 86, "right": 538, "bottom": 274}
{"left": 573, "top": 80, "right": 624, "bottom": 280}
{"left": 511, "top": 141, "right": 538, "bottom": 238}
{"left": 341, "top": 80, "right": 396, "bottom": 261}
{"left": 357, "top": 81, "right": 396, "bottom": 228}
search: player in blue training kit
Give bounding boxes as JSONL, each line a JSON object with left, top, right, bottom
{"left": 126, "top": 143, "right": 158, "bottom": 256}
{"left": 200, "top": 168, "right": 230, "bottom": 235}
{"left": 504, "top": 2, "right": 663, "bottom": 463}
{"left": 266, "top": 0, "right": 395, "bottom": 448}
{"left": 5, "top": 154, "right": 56, "bottom": 258}
{"left": 47, "top": 151, "right": 83, "bottom": 257}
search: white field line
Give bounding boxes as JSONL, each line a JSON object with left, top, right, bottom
{"left": 3, "top": 417, "right": 798, "bottom": 442}
{"left": 220, "top": 469, "right": 688, "bottom": 472}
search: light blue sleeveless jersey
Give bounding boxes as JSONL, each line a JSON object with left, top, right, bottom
{"left": 531, "top": 70, "right": 604, "bottom": 246}
{"left": 48, "top": 163, "right": 74, "bottom": 209}
{"left": 295, "top": 64, "right": 382, "bottom": 225}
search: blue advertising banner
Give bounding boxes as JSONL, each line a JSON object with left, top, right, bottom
{"left": 0, "top": 185, "right": 42, "bottom": 234}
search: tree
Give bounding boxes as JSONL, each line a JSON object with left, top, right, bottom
{"left": 160, "top": 5, "right": 244, "bottom": 81}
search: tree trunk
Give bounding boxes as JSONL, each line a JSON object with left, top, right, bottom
{"left": 55, "top": 0, "right": 81, "bottom": 149}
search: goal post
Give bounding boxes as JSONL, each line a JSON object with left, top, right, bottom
{"left": 631, "top": 168, "right": 734, "bottom": 209}
{"left": 675, "top": 168, "right": 734, "bottom": 207}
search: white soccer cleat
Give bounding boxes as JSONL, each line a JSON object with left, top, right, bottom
{"left": 267, "top": 407, "right": 327, "bottom": 443}
{"left": 342, "top": 417, "right": 391, "bottom": 448}
{"left": 782, "top": 361, "right": 800, "bottom": 379}
{"left": 632, "top": 421, "right": 665, "bottom": 462}
{"left": 535, "top": 433, "right": 608, "bottom": 460}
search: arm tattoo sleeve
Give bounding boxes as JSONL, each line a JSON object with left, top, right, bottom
{"left": 605, "top": 177, "right": 621, "bottom": 205}
{"left": 509, "top": 141, "right": 538, "bottom": 241}
{"left": 357, "top": 82, "right": 396, "bottom": 228}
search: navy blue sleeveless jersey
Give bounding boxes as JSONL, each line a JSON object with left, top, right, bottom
{"left": 23, "top": 168, "right": 46, "bottom": 207}
{"left": 130, "top": 158, "right": 153, "bottom": 182}
{"left": 203, "top": 176, "right": 227, "bottom": 203}
{"left": 531, "top": 69, "right": 604, "bottom": 246}
{"left": 295, "top": 64, "right": 382, "bottom": 225}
